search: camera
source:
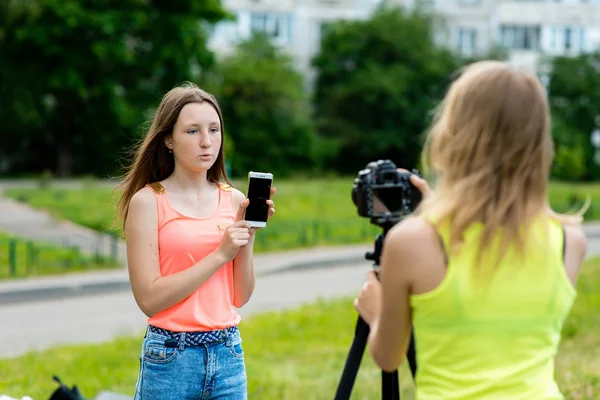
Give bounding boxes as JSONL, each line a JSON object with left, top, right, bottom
{"left": 339, "top": 159, "right": 422, "bottom": 398}
{"left": 351, "top": 159, "right": 422, "bottom": 221}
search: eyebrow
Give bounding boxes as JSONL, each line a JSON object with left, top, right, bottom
{"left": 184, "top": 122, "right": 220, "bottom": 128}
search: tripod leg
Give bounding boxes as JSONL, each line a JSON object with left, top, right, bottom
{"left": 382, "top": 370, "right": 400, "bottom": 400}
{"left": 406, "top": 330, "right": 417, "bottom": 377}
{"left": 381, "top": 330, "right": 418, "bottom": 400}
{"left": 334, "top": 315, "right": 370, "bottom": 400}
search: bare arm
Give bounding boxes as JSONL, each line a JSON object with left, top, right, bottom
{"left": 125, "top": 188, "right": 228, "bottom": 317}
{"left": 231, "top": 188, "right": 255, "bottom": 308}
{"left": 563, "top": 223, "right": 588, "bottom": 287}
{"left": 365, "top": 220, "right": 420, "bottom": 372}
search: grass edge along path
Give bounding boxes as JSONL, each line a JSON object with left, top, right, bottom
{"left": 2, "top": 179, "right": 597, "bottom": 255}
{"left": 1, "top": 258, "right": 599, "bottom": 399}
{"left": 0, "top": 232, "right": 120, "bottom": 279}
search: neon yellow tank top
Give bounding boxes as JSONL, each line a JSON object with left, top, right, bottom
{"left": 410, "top": 214, "right": 576, "bottom": 399}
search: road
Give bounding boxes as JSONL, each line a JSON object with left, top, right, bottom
{"left": 2, "top": 234, "right": 600, "bottom": 359}
{"left": 0, "top": 262, "right": 368, "bottom": 359}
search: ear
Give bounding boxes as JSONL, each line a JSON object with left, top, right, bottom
{"left": 163, "top": 135, "right": 172, "bottom": 151}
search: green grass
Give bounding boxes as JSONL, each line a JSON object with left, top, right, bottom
{"left": 3, "top": 178, "right": 383, "bottom": 252}
{"left": 0, "top": 233, "right": 120, "bottom": 279}
{"left": 546, "top": 181, "right": 600, "bottom": 218}
{"left": 1, "top": 258, "right": 599, "bottom": 399}
{"left": 4, "top": 183, "right": 122, "bottom": 235}
{"left": 4, "top": 178, "right": 600, "bottom": 254}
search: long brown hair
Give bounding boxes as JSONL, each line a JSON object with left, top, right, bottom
{"left": 417, "top": 61, "right": 584, "bottom": 272}
{"left": 115, "top": 82, "right": 231, "bottom": 232}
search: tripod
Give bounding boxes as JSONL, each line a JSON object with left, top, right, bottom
{"left": 334, "top": 216, "right": 418, "bottom": 400}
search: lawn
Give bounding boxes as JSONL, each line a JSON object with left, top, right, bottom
{"left": 3, "top": 178, "right": 384, "bottom": 253}
{"left": 1, "top": 257, "right": 598, "bottom": 400}
{"left": 3, "top": 178, "right": 598, "bottom": 254}
{"left": 0, "top": 233, "right": 120, "bottom": 279}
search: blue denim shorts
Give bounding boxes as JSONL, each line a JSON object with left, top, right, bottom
{"left": 133, "top": 325, "right": 247, "bottom": 399}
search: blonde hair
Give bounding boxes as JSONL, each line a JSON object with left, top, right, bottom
{"left": 417, "top": 61, "right": 585, "bottom": 272}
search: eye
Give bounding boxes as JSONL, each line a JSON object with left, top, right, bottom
{"left": 210, "top": 128, "right": 219, "bottom": 134}
{"left": 187, "top": 129, "right": 198, "bottom": 135}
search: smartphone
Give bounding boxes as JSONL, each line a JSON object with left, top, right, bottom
{"left": 244, "top": 171, "right": 273, "bottom": 228}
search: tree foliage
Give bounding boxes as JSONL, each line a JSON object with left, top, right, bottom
{"left": 311, "top": 6, "right": 462, "bottom": 173}
{"left": 0, "top": 0, "right": 229, "bottom": 176}
{"left": 210, "top": 33, "right": 324, "bottom": 178}
{"left": 547, "top": 51, "right": 600, "bottom": 180}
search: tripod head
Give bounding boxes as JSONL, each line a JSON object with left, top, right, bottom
{"left": 365, "top": 215, "right": 403, "bottom": 268}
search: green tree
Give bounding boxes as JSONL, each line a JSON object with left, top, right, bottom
{"left": 551, "top": 116, "right": 587, "bottom": 181}
{"left": 0, "top": 0, "right": 229, "bottom": 177}
{"left": 546, "top": 51, "right": 600, "bottom": 180}
{"left": 311, "top": 5, "right": 462, "bottom": 173}
{"left": 210, "top": 33, "right": 324, "bottom": 178}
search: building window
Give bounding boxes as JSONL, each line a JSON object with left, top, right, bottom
{"left": 564, "top": 27, "right": 572, "bottom": 50}
{"left": 550, "top": 27, "right": 557, "bottom": 50}
{"left": 457, "top": 27, "right": 477, "bottom": 55}
{"left": 500, "top": 24, "right": 541, "bottom": 50}
{"left": 250, "top": 12, "right": 293, "bottom": 43}
{"left": 579, "top": 28, "right": 586, "bottom": 52}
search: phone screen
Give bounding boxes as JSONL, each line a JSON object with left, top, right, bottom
{"left": 245, "top": 177, "right": 272, "bottom": 222}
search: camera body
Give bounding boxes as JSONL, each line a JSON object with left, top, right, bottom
{"left": 352, "top": 159, "right": 422, "bottom": 220}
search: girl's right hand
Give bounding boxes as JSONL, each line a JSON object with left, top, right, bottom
{"left": 397, "top": 168, "right": 432, "bottom": 200}
{"left": 217, "top": 220, "right": 251, "bottom": 261}
{"left": 409, "top": 173, "right": 432, "bottom": 200}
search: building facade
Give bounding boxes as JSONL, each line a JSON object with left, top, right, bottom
{"left": 207, "top": 0, "right": 600, "bottom": 81}
{"left": 435, "top": 0, "right": 600, "bottom": 71}
{"left": 207, "top": 0, "right": 394, "bottom": 84}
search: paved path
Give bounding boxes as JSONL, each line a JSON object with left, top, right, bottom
{"left": 0, "top": 261, "right": 369, "bottom": 359}
{"left": 0, "top": 244, "right": 371, "bottom": 305}
{"left": 2, "top": 180, "right": 600, "bottom": 360}
{"left": 0, "top": 184, "right": 126, "bottom": 263}
{"left": 0, "top": 181, "right": 376, "bottom": 359}
{"left": 3, "top": 179, "right": 600, "bottom": 264}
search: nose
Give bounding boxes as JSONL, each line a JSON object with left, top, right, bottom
{"left": 199, "top": 130, "right": 211, "bottom": 148}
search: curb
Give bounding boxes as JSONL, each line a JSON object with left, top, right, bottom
{"left": 2, "top": 223, "right": 600, "bottom": 306}
{"left": 0, "top": 247, "right": 372, "bottom": 306}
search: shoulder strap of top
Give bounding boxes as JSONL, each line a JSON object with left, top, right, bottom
{"left": 546, "top": 216, "right": 566, "bottom": 264}
{"left": 217, "top": 182, "right": 235, "bottom": 214}
{"left": 562, "top": 225, "right": 566, "bottom": 262}
{"left": 422, "top": 213, "right": 450, "bottom": 267}
{"left": 217, "top": 182, "right": 232, "bottom": 192}
{"left": 145, "top": 182, "right": 170, "bottom": 227}
{"left": 147, "top": 182, "right": 166, "bottom": 195}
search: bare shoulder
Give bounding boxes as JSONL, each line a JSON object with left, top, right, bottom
{"left": 381, "top": 216, "right": 443, "bottom": 286}
{"left": 126, "top": 187, "right": 158, "bottom": 234}
{"left": 564, "top": 223, "right": 588, "bottom": 261}
{"left": 386, "top": 215, "right": 439, "bottom": 247}
{"left": 231, "top": 187, "right": 246, "bottom": 208}
{"left": 383, "top": 216, "right": 441, "bottom": 267}
{"left": 129, "top": 186, "right": 157, "bottom": 212}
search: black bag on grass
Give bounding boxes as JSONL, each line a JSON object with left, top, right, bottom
{"left": 48, "top": 376, "right": 87, "bottom": 400}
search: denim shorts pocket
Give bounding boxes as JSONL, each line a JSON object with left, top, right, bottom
{"left": 227, "top": 335, "right": 244, "bottom": 358}
{"left": 142, "top": 338, "right": 178, "bottom": 364}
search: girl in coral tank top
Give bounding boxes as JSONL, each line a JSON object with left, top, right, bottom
{"left": 354, "top": 61, "right": 587, "bottom": 399}
{"left": 115, "top": 82, "right": 275, "bottom": 400}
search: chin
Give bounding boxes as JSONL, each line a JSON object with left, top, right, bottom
{"left": 178, "top": 161, "right": 213, "bottom": 173}
{"left": 192, "top": 160, "right": 216, "bottom": 171}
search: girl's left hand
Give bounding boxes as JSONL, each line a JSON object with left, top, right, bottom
{"left": 250, "top": 186, "right": 276, "bottom": 235}
{"left": 354, "top": 270, "right": 382, "bottom": 326}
